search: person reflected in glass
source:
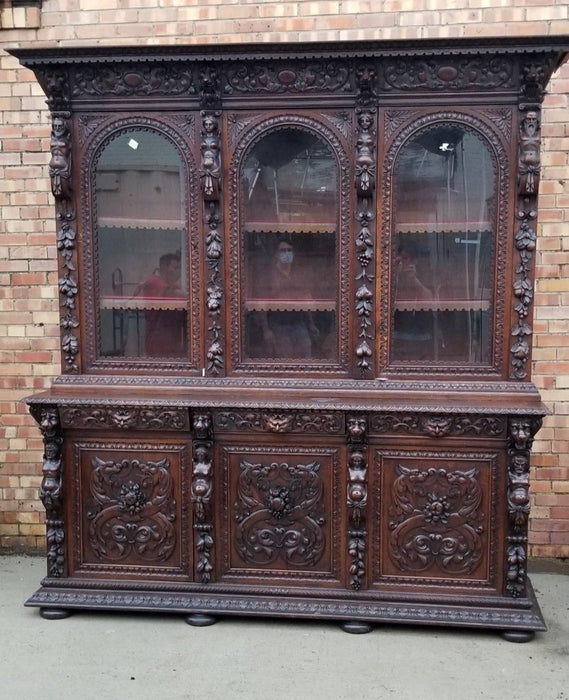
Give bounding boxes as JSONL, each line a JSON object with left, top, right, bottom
{"left": 393, "top": 241, "right": 434, "bottom": 360}
{"left": 258, "top": 238, "right": 319, "bottom": 358}
{"left": 142, "top": 252, "right": 186, "bottom": 357}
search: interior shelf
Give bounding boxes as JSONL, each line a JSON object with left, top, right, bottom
{"left": 245, "top": 299, "right": 336, "bottom": 312}
{"left": 98, "top": 217, "right": 184, "bottom": 230}
{"left": 244, "top": 221, "right": 335, "bottom": 235}
{"left": 100, "top": 295, "right": 186, "bottom": 311}
{"left": 394, "top": 299, "right": 491, "bottom": 312}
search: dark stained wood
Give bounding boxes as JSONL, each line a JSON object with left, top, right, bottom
{"left": 11, "top": 36, "right": 569, "bottom": 638}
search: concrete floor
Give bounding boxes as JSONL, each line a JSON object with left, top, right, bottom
{"left": 0, "top": 556, "right": 568, "bottom": 700}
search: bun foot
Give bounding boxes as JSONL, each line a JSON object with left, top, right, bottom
{"left": 185, "top": 613, "right": 217, "bottom": 627}
{"left": 501, "top": 630, "right": 535, "bottom": 643}
{"left": 39, "top": 607, "right": 72, "bottom": 620}
{"left": 341, "top": 620, "right": 372, "bottom": 634}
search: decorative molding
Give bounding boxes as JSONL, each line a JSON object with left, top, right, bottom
{"left": 71, "top": 63, "right": 196, "bottom": 98}
{"left": 224, "top": 60, "right": 351, "bottom": 94}
{"left": 369, "top": 413, "right": 506, "bottom": 438}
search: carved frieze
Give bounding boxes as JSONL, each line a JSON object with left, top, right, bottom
{"left": 370, "top": 413, "right": 506, "bottom": 438}
{"left": 379, "top": 56, "right": 514, "bottom": 92}
{"left": 388, "top": 465, "right": 484, "bottom": 575}
{"left": 214, "top": 410, "right": 343, "bottom": 434}
{"left": 71, "top": 62, "right": 196, "bottom": 98}
{"left": 225, "top": 60, "right": 351, "bottom": 94}
{"left": 234, "top": 460, "right": 326, "bottom": 567}
{"left": 59, "top": 405, "right": 189, "bottom": 431}
{"left": 86, "top": 456, "right": 177, "bottom": 563}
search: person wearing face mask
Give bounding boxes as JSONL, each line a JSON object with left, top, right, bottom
{"left": 258, "top": 238, "right": 319, "bottom": 358}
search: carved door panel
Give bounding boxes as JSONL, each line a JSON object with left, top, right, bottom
{"left": 373, "top": 448, "right": 502, "bottom": 590}
{"left": 68, "top": 437, "right": 191, "bottom": 580}
{"left": 217, "top": 442, "right": 344, "bottom": 587}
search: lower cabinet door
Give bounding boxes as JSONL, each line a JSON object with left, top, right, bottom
{"left": 372, "top": 447, "right": 503, "bottom": 591}
{"left": 68, "top": 436, "right": 192, "bottom": 580}
{"left": 217, "top": 442, "right": 345, "bottom": 588}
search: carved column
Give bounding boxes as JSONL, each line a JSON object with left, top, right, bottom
{"left": 29, "top": 405, "right": 66, "bottom": 578}
{"left": 199, "top": 68, "right": 224, "bottom": 376}
{"left": 346, "top": 414, "right": 368, "bottom": 590}
{"left": 511, "top": 59, "right": 552, "bottom": 379}
{"left": 505, "top": 416, "right": 542, "bottom": 597}
{"left": 191, "top": 412, "right": 214, "bottom": 583}
{"left": 354, "top": 65, "right": 378, "bottom": 373}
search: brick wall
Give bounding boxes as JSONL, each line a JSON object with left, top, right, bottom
{"left": 1, "top": 0, "right": 568, "bottom": 557}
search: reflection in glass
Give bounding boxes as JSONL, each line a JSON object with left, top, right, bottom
{"left": 391, "top": 125, "right": 495, "bottom": 366}
{"left": 95, "top": 130, "right": 188, "bottom": 359}
{"left": 240, "top": 128, "right": 338, "bottom": 362}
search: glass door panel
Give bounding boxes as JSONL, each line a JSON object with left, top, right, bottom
{"left": 241, "top": 128, "right": 338, "bottom": 363}
{"left": 391, "top": 124, "right": 495, "bottom": 366}
{"left": 95, "top": 129, "right": 188, "bottom": 360}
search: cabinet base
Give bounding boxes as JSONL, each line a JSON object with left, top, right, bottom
{"left": 26, "top": 578, "right": 547, "bottom": 638}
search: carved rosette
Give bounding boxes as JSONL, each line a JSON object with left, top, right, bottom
{"left": 29, "top": 405, "right": 66, "bottom": 577}
{"left": 86, "top": 457, "right": 177, "bottom": 563}
{"left": 199, "top": 69, "right": 224, "bottom": 376}
{"left": 191, "top": 412, "right": 214, "bottom": 582}
{"left": 234, "top": 460, "right": 326, "bottom": 567}
{"left": 347, "top": 414, "right": 368, "bottom": 589}
{"left": 354, "top": 65, "right": 378, "bottom": 373}
{"left": 388, "top": 465, "right": 484, "bottom": 575}
{"left": 505, "top": 416, "right": 542, "bottom": 597}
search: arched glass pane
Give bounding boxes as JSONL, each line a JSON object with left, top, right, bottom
{"left": 95, "top": 129, "right": 188, "bottom": 359}
{"left": 391, "top": 125, "right": 495, "bottom": 366}
{"left": 240, "top": 127, "right": 338, "bottom": 363}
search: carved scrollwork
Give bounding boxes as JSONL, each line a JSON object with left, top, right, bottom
{"left": 388, "top": 465, "right": 484, "bottom": 575}
{"left": 234, "top": 460, "right": 326, "bottom": 567}
{"left": 370, "top": 413, "right": 505, "bottom": 438}
{"left": 214, "top": 410, "right": 343, "bottom": 434}
{"left": 29, "top": 405, "right": 66, "bottom": 577}
{"left": 379, "top": 56, "right": 514, "bottom": 92}
{"left": 59, "top": 405, "right": 189, "bottom": 431}
{"left": 225, "top": 60, "right": 351, "bottom": 95}
{"left": 72, "top": 62, "right": 196, "bottom": 98}
{"left": 86, "top": 457, "right": 177, "bottom": 563}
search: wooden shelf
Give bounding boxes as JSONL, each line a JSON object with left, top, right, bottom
{"left": 396, "top": 223, "right": 492, "bottom": 235}
{"left": 98, "top": 217, "right": 184, "bottom": 230}
{"left": 244, "top": 221, "right": 335, "bottom": 235}
{"left": 394, "top": 299, "right": 490, "bottom": 312}
{"left": 100, "top": 296, "right": 186, "bottom": 311}
{"left": 245, "top": 299, "right": 336, "bottom": 312}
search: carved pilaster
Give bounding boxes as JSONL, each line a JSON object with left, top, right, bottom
{"left": 354, "top": 65, "right": 378, "bottom": 373}
{"left": 347, "top": 414, "right": 368, "bottom": 590}
{"left": 191, "top": 412, "right": 214, "bottom": 582}
{"left": 49, "top": 112, "right": 80, "bottom": 373}
{"left": 199, "top": 69, "right": 224, "bottom": 375}
{"left": 29, "top": 405, "right": 65, "bottom": 578}
{"left": 505, "top": 416, "right": 542, "bottom": 597}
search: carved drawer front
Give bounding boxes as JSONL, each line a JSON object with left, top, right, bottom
{"left": 373, "top": 449, "right": 500, "bottom": 589}
{"left": 219, "top": 444, "right": 343, "bottom": 586}
{"left": 70, "top": 439, "right": 191, "bottom": 579}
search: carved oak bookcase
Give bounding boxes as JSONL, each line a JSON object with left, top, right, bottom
{"left": 10, "top": 37, "right": 569, "bottom": 640}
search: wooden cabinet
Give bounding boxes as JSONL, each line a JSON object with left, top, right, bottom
{"left": 11, "top": 36, "right": 569, "bottom": 639}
